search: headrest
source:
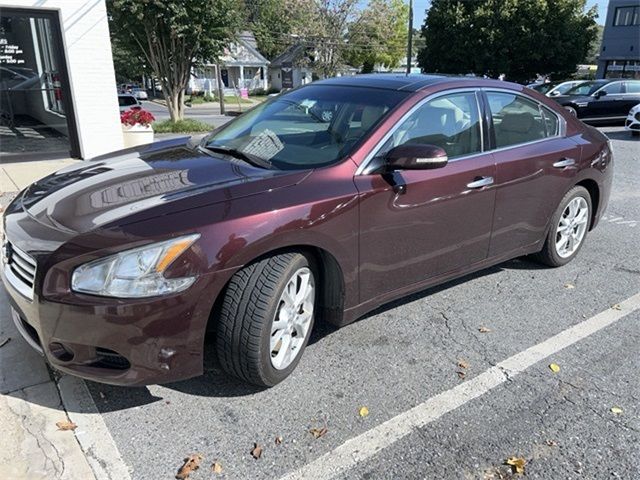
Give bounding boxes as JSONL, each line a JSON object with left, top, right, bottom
{"left": 361, "top": 105, "right": 386, "bottom": 130}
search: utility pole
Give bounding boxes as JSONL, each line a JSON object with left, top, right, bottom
{"left": 406, "top": 0, "right": 413, "bottom": 75}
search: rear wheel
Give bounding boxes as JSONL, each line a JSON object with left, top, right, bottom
{"left": 216, "top": 252, "right": 316, "bottom": 386}
{"left": 533, "top": 186, "right": 592, "bottom": 267}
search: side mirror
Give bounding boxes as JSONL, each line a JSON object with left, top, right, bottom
{"left": 594, "top": 90, "right": 606, "bottom": 99}
{"left": 385, "top": 144, "right": 448, "bottom": 171}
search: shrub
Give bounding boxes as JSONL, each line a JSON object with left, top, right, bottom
{"left": 153, "top": 119, "right": 213, "bottom": 133}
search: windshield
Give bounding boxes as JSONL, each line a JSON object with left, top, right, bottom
{"left": 565, "top": 81, "right": 607, "bottom": 96}
{"left": 204, "top": 85, "right": 409, "bottom": 170}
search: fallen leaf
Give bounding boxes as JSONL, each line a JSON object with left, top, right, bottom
{"left": 478, "top": 326, "right": 491, "bottom": 333}
{"left": 275, "top": 436, "right": 283, "bottom": 445}
{"left": 564, "top": 283, "right": 575, "bottom": 289}
{"left": 56, "top": 420, "right": 77, "bottom": 431}
{"left": 505, "top": 456, "right": 526, "bottom": 474}
{"left": 457, "top": 359, "right": 470, "bottom": 369}
{"left": 546, "top": 439, "right": 557, "bottom": 447}
{"left": 98, "top": 392, "right": 106, "bottom": 400}
{"left": 549, "top": 363, "right": 561, "bottom": 373}
{"left": 251, "top": 443, "right": 263, "bottom": 459}
{"left": 359, "top": 406, "right": 369, "bottom": 418}
{"left": 612, "top": 304, "right": 622, "bottom": 311}
{"left": 0, "top": 337, "right": 10, "bottom": 348}
{"left": 211, "top": 462, "right": 223, "bottom": 474}
{"left": 175, "top": 454, "right": 203, "bottom": 479}
{"left": 309, "top": 426, "right": 328, "bottom": 439}
{"left": 611, "top": 406, "right": 623, "bottom": 415}
{"left": 456, "top": 371, "right": 466, "bottom": 380}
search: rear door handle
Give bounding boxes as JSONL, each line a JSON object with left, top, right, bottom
{"left": 553, "top": 158, "right": 576, "bottom": 168}
{"left": 466, "top": 176, "right": 494, "bottom": 189}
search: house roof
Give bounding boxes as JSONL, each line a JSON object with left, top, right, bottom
{"left": 216, "top": 31, "right": 269, "bottom": 67}
{"left": 270, "top": 43, "right": 309, "bottom": 68}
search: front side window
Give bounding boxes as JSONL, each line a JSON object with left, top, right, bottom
{"left": 600, "top": 82, "right": 623, "bottom": 94}
{"left": 487, "top": 92, "right": 549, "bottom": 148}
{"left": 376, "top": 91, "right": 482, "bottom": 160}
{"left": 204, "top": 85, "right": 409, "bottom": 170}
{"left": 565, "top": 81, "right": 608, "bottom": 96}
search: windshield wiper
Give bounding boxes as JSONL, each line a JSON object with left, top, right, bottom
{"left": 198, "top": 145, "right": 272, "bottom": 169}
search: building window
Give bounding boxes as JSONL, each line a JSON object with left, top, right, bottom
{"left": 614, "top": 6, "right": 639, "bottom": 26}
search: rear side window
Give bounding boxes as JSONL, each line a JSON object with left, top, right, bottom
{"left": 487, "top": 92, "right": 548, "bottom": 148}
{"left": 541, "top": 106, "right": 559, "bottom": 136}
{"left": 625, "top": 81, "right": 640, "bottom": 93}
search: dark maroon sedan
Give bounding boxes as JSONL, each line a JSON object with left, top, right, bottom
{"left": 2, "top": 75, "right": 613, "bottom": 387}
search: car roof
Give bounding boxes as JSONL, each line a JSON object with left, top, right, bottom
{"left": 311, "top": 73, "right": 506, "bottom": 92}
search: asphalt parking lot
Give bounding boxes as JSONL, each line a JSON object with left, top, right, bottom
{"left": 2, "top": 126, "right": 639, "bottom": 479}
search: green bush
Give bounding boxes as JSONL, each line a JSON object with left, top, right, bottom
{"left": 153, "top": 119, "right": 213, "bottom": 133}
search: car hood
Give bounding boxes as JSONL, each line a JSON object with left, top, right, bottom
{"left": 15, "top": 137, "right": 310, "bottom": 234}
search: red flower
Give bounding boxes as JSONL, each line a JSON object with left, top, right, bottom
{"left": 120, "top": 109, "right": 155, "bottom": 127}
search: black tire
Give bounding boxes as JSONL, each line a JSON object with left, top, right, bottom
{"left": 632, "top": 130, "right": 640, "bottom": 137}
{"left": 532, "top": 186, "right": 592, "bottom": 267}
{"left": 216, "top": 252, "right": 316, "bottom": 387}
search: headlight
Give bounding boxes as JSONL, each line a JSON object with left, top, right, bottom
{"left": 71, "top": 234, "right": 200, "bottom": 298}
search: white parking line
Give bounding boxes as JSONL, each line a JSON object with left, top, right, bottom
{"left": 280, "top": 292, "right": 640, "bottom": 480}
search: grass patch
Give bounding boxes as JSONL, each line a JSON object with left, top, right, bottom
{"left": 187, "top": 95, "right": 254, "bottom": 105}
{"left": 153, "top": 119, "right": 213, "bottom": 133}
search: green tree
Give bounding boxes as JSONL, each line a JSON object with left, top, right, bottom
{"left": 346, "top": 0, "right": 409, "bottom": 72}
{"left": 109, "top": 0, "right": 243, "bottom": 121}
{"left": 418, "top": 0, "right": 598, "bottom": 82}
{"left": 246, "top": 0, "right": 315, "bottom": 60}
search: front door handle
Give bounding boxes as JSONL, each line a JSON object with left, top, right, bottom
{"left": 466, "top": 176, "right": 494, "bottom": 189}
{"left": 553, "top": 158, "right": 576, "bottom": 168}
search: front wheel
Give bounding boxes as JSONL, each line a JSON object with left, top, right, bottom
{"left": 564, "top": 106, "right": 578, "bottom": 117}
{"left": 216, "top": 252, "right": 316, "bottom": 387}
{"left": 533, "top": 186, "right": 592, "bottom": 267}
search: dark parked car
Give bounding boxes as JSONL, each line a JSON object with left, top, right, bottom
{"left": 553, "top": 79, "right": 640, "bottom": 122}
{"left": 2, "top": 75, "right": 613, "bottom": 387}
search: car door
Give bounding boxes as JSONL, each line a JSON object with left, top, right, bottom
{"left": 586, "top": 81, "right": 626, "bottom": 120}
{"left": 485, "top": 90, "right": 582, "bottom": 258}
{"left": 354, "top": 90, "right": 496, "bottom": 301}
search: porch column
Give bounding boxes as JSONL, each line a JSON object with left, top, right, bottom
{"left": 239, "top": 65, "right": 245, "bottom": 89}
{"left": 262, "top": 66, "right": 268, "bottom": 90}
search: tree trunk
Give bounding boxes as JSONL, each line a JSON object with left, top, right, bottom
{"left": 166, "top": 89, "right": 184, "bottom": 122}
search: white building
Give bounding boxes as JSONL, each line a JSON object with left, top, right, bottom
{"left": 0, "top": 0, "right": 123, "bottom": 161}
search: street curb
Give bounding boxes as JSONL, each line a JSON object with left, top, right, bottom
{"left": 57, "top": 375, "right": 132, "bottom": 480}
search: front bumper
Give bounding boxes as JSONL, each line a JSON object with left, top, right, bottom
{"left": 624, "top": 111, "right": 640, "bottom": 131}
{"left": 2, "top": 265, "right": 226, "bottom": 386}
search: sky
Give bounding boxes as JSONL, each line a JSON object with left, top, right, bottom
{"left": 357, "top": 1, "right": 610, "bottom": 29}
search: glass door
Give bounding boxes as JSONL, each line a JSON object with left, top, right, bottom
{"left": 0, "top": 8, "right": 78, "bottom": 159}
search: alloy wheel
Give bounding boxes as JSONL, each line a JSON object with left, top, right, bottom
{"left": 270, "top": 267, "right": 315, "bottom": 370}
{"left": 555, "top": 197, "right": 589, "bottom": 258}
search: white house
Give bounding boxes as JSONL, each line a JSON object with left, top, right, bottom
{"left": 0, "top": 0, "right": 122, "bottom": 161}
{"left": 190, "top": 32, "right": 269, "bottom": 96}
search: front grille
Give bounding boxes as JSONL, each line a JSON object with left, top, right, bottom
{"left": 2, "top": 240, "right": 37, "bottom": 299}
